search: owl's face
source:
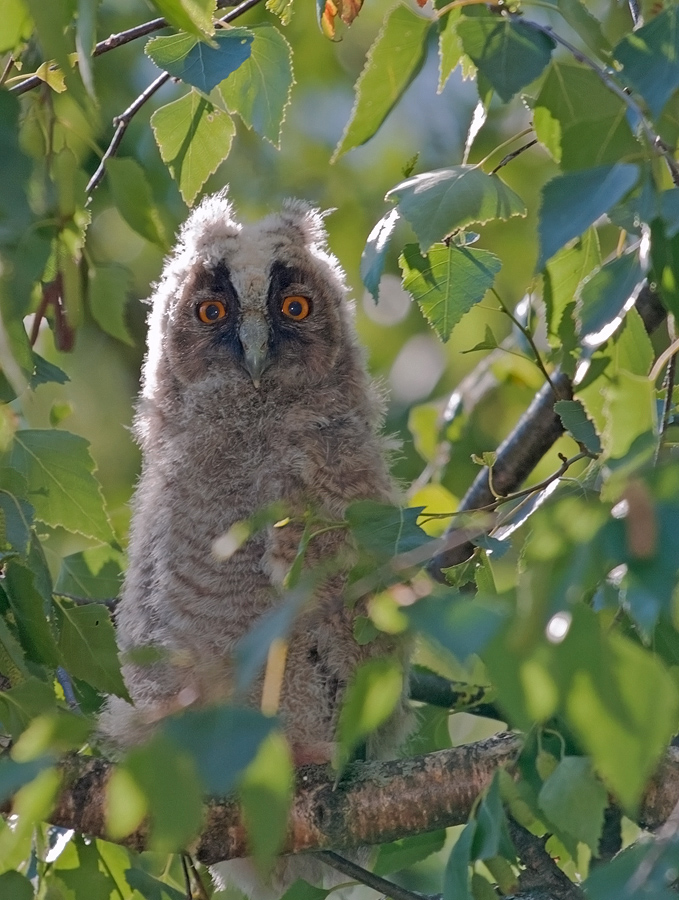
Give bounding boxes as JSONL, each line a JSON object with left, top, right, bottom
{"left": 145, "top": 194, "right": 354, "bottom": 398}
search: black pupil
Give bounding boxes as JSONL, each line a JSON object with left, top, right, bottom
{"left": 287, "top": 300, "right": 303, "bottom": 317}
{"left": 204, "top": 303, "right": 221, "bottom": 320}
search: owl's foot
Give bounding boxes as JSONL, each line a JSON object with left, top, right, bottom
{"left": 292, "top": 740, "right": 335, "bottom": 766}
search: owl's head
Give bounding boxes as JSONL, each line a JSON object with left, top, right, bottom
{"left": 143, "top": 192, "right": 358, "bottom": 399}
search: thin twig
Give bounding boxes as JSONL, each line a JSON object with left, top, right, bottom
{"left": 10, "top": 0, "right": 244, "bottom": 96}
{"left": 490, "top": 139, "right": 538, "bottom": 175}
{"left": 661, "top": 353, "right": 677, "bottom": 439}
{"left": 519, "top": 15, "right": 679, "bottom": 186}
{"left": 649, "top": 335, "right": 679, "bottom": 382}
{"left": 491, "top": 289, "right": 555, "bottom": 392}
{"left": 317, "top": 851, "right": 436, "bottom": 900}
{"left": 85, "top": 0, "right": 265, "bottom": 197}
{"left": 0, "top": 55, "right": 16, "bottom": 87}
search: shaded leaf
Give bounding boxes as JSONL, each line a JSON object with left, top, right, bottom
{"left": 3, "top": 563, "right": 60, "bottom": 667}
{"left": 399, "top": 242, "right": 501, "bottom": 341}
{"left": 443, "top": 821, "right": 476, "bottom": 900}
{"left": 361, "top": 208, "right": 400, "bottom": 301}
{"left": 146, "top": 29, "right": 253, "bottom": 94}
{"left": 374, "top": 830, "right": 447, "bottom": 875}
{"left": 555, "top": 0, "right": 609, "bottom": 57}
{"left": 89, "top": 265, "right": 134, "bottom": 346}
{"left": 577, "top": 252, "right": 645, "bottom": 349}
{"left": 345, "top": 500, "right": 430, "bottom": 559}
{"left": 54, "top": 598, "right": 128, "bottom": 698}
{"left": 0, "top": 677, "right": 56, "bottom": 740}
{"left": 334, "top": 4, "right": 432, "bottom": 159}
{"left": 554, "top": 400, "right": 602, "bottom": 454}
{"left": 537, "top": 163, "right": 639, "bottom": 270}
{"left": 9, "top": 429, "right": 113, "bottom": 543}
{"left": 0, "top": 870, "right": 34, "bottom": 900}
{"left": 219, "top": 24, "right": 293, "bottom": 147}
{"left": 543, "top": 228, "right": 601, "bottom": 341}
{"left": 457, "top": 14, "right": 554, "bottom": 102}
{"left": 55, "top": 547, "right": 123, "bottom": 601}
{"left": 105, "top": 158, "right": 168, "bottom": 248}
{"left": 614, "top": 5, "right": 679, "bottom": 117}
{"left": 538, "top": 756, "right": 607, "bottom": 853}
{"left": 151, "top": 89, "right": 235, "bottom": 206}
{"left": 387, "top": 166, "right": 526, "bottom": 251}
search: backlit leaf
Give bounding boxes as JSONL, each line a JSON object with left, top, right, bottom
{"left": 151, "top": 89, "right": 235, "bottom": 206}
{"left": 399, "top": 242, "right": 501, "bottom": 341}
{"left": 554, "top": 400, "right": 602, "bottom": 454}
{"left": 148, "top": 0, "right": 216, "bottom": 40}
{"left": 333, "top": 4, "right": 432, "bottom": 159}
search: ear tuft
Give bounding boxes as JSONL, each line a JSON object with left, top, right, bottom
{"left": 178, "top": 188, "right": 241, "bottom": 263}
{"left": 278, "top": 199, "right": 330, "bottom": 249}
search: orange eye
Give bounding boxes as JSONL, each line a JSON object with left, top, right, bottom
{"left": 197, "top": 300, "right": 227, "bottom": 324}
{"left": 281, "top": 295, "right": 310, "bottom": 321}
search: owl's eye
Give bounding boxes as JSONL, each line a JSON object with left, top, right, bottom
{"left": 197, "top": 300, "right": 227, "bottom": 324}
{"left": 281, "top": 295, "right": 310, "bottom": 321}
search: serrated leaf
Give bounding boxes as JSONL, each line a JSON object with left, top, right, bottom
{"left": 462, "top": 324, "right": 499, "bottom": 353}
{"left": 538, "top": 756, "right": 607, "bottom": 853}
{"left": 333, "top": 4, "right": 432, "bottom": 159}
{"left": 399, "top": 242, "right": 501, "bottom": 341}
{"left": 0, "top": 481, "right": 33, "bottom": 557}
{"left": 577, "top": 251, "right": 645, "bottom": 349}
{"left": 336, "top": 657, "right": 404, "bottom": 770}
{"left": 239, "top": 730, "right": 293, "bottom": 874}
{"left": 361, "top": 208, "right": 400, "bottom": 301}
{"left": 345, "top": 500, "right": 430, "bottom": 558}
{"left": 54, "top": 598, "right": 128, "bottom": 698}
{"left": 146, "top": 29, "right": 252, "bottom": 94}
{"left": 533, "top": 62, "right": 639, "bottom": 170}
{"left": 387, "top": 166, "right": 526, "bottom": 251}
{"left": 543, "top": 228, "right": 601, "bottom": 341}
{"left": 457, "top": 14, "right": 554, "bottom": 102}
{"left": 219, "top": 24, "right": 293, "bottom": 146}
{"left": 148, "top": 0, "right": 216, "bottom": 40}
{"left": 556, "top": 0, "right": 610, "bottom": 57}
{"left": 105, "top": 158, "right": 168, "bottom": 248}
{"left": 438, "top": 8, "right": 463, "bottom": 92}
{"left": 537, "top": 163, "right": 639, "bottom": 270}
{"left": 614, "top": 5, "right": 679, "bottom": 117}
{"left": 55, "top": 547, "right": 123, "bottom": 601}
{"left": 8, "top": 429, "right": 113, "bottom": 543}
{"left": 151, "top": 90, "right": 235, "bottom": 206}
{"left": 3, "top": 563, "right": 60, "bottom": 668}
{"left": 89, "top": 265, "right": 134, "bottom": 346}
{"left": 554, "top": 400, "right": 602, "bottom": 454}
{"left": 162, "top": 705, "right": 276, "bottom": 795}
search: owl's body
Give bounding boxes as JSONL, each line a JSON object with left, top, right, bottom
{"left": 103, "top": 193, "right": 409, "bottom": 897}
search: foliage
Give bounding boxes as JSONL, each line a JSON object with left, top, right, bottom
{"left": 0, "top": 0, "right": 679, "bottom": 897}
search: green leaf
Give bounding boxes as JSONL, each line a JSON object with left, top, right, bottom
{"left": 543, "top": 228, "right": 601, "bottom": 341}
{"left": 88, "top": 265, "right": 134, "bottom": 346}
{"left": 604, "top": 371, "right": 655, "bottom": 460}
{"left": 614, "top": 4, "right": 679, "bottom": 117}
{"left": 0, "top": 0, "right": 32, "bottom": 54}
{"left": 3, "top": 563, "right": 60, "bottom": 668}
{"left": 0, "top": 93, "right": 32, "bottom": 245}
{"left": 555, "top": 0, "right": 610, "bottom": 57}
{"left": 279, "top": 882, "right": 332, "bottom": 900}
{"left": 345, "top": 501, "right": 430, "bottom": 559}
{"left": 8, "top": 429, "right": 113, "bottom": 543}
{"left": 399, "top": 242, "right": 501, "bottom": 341}
{"left": 333, "top": 4, "right": 432, "bottom": 159}
{"left": 123, "top": 734, "right": 203, "bottom": 852}
{"left": 406, "top": 589, "right": 508, "bottom": 663}
{"left": 147, "top": 0, "right": 216, "bottom": 40}
{"left": 124, "top": 868, "right": 185, "bottom": 900}
{"left": 54, "top": 598, "right": 128, "bottom": 698}
{"left": 0, "top": 612, "right": 29, "bottom": 685}
{"left": 554, "top": 400, "right": 602, "bottom": 454}
{"left": 537, "top": 163, "right": 639, "bottom": 270}
{"left": 650, "top": 217, "right": 679, "bottom": 318}
{"left": 76, "top": 0, "right": 98, "bottom": 97}
{"left": 162, "top": 705, "right": 276, "bottom": 795}
{"left": 457, "top": 14, "right": 554, "bottom": 102}
{"left": 31, "top": 354, "right": 69, "bottom": 389}
{"left": 151, "top": 89, "right": 235, "bottom": 206}
{"left": 0, "top": 677, "right": 56, "bottom": 740}
{"left": 23, "top": 0, "right": 74, "bottom": 91}
{"left": 374, "top": 830, "right": 447, "bottom": 876}
{"left": 219, "top": 24, "right": 293, "bottom": 147}
{"left": 336, "top": 657, "right": 404, "bottom": 770}
{"left": 585, "top": 840, "right": 679, "bottom": 900}
{"left": 533, "top": 62, "right": 639, "bottom": 170}
{"left": 387, "top": 166, "right": 526, "bottom": 251}
{"left": 443, "top": 821, "right": 476, "bottom": 900}
{"left": 473, "top": 774, "right": 515, "bottom": 862}
{"left": 538, "top": 756, "right": 607, "bottom": 853}
{"left": 105, "top": 158, "right": 168, "bottom": 248}
{"left": 576, "top": 252, "right": 645, "bottom": 349}
{"left": 55, "top": 547, "right": 123, "bottom": 601}
{"left": 0, "top": 476, "right": 33, "bottom": 557}
{"left": 266, "top": 0, "right": 294, "bottom": 25}
{"left": 361, "top": 208, "right": 400, "bottom": 302}
{"left": 239, "top": 730, "right": 293, "bottom": 874}
{"left": 146, "top": 29, "right": 253, "bottom": 94}
{"left": 0, "top": 869, "right": 34, "bottom": 900}
{"left": 438, "top": 8, "right": 464, "bottom": 92}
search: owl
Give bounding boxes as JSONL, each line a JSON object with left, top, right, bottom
{"left": 101, "top": 191, "right": 411, "bottom": 897}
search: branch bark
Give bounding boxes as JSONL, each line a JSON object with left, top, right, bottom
{"left": 4, "top": 734, "right": 679, "bottom": 869}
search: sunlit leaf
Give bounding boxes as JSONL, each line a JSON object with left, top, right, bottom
{"left": 437, "top": 8, "right": 463, "bottom": 92}
{"left": 333, "top": 4, "right": 432, "bottom": 159}
{"left": 151, "top": 89, "right": 235, "bottom": 206}
{"left": 543, "top": 228, "right": 601, "bottom": 341}
{"left": 387, "top": 166, "right": 526, "bottom": 251}
{"left": 146, "top": 29, "right": 253, "bottom": 94}
{"left": 0, "top": 0, "right": 32, "bottom": 53}
{"left": 399, "top": 242, "right": 501, "bottom": 341}
{"left": 537, "top": 163, "right": 639, "bottom": 270}
{"left": 148, "top": 0, "right": 216, "bottom": 40}
{"left": 457, "top": 14, "right": 554, "bottom": 102}
{"left": 219, "top": 24, "right": 293, "bottom": 147}
{"left": 614, "top": 5, "right": 679, "bottom": 116}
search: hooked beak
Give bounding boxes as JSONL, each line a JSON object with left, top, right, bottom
{"left": 239, "top": 314, "right": 270, "bottom": 388}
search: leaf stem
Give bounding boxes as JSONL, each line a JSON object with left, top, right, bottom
{"left": 491, "top": 288, "right": 555, "bottom": 392}
{"left": 478, "top": 126, "right": 534, "bottom": 169}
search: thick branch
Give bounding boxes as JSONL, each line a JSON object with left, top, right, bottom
{"left": 427, "top": 285, "right": 667, "bottom": 578}
{"left": 4, "top": 735, "right": 679, "bottom": 868}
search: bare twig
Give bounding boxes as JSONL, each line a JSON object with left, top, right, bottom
{"left": 85, "top": 0, "right": 265, "bottom": 197}
{"left": 0, "top": 55, "right": 16, "bottom": 88}
{"left": 490, "top": 139, "right": 538, "bottom": 175}
{"left": 318, "top": 851, "right": 433, "bottom": 900}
